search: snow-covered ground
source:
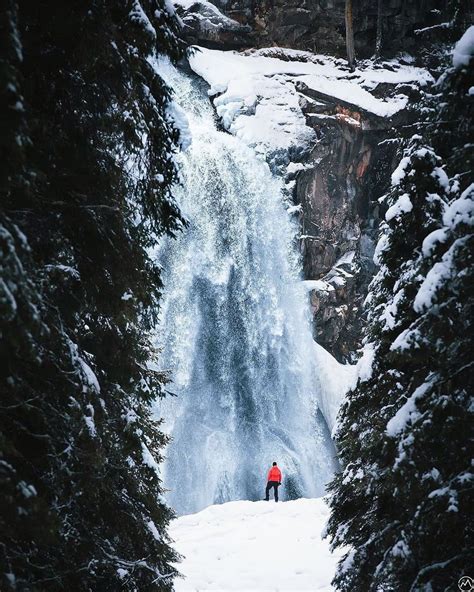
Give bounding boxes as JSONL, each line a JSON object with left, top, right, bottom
{"left": 170, "top": 497, "right": 343, "bottom": 591}
{"left": 189, "top": 46, "right": 433, "bottom": 159}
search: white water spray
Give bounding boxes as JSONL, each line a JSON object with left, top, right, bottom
{"left": 154, "top": 58, "right": 337, "bottom": 515}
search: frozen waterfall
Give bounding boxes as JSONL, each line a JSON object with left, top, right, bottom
{"left": 154, "top": 58, "right": 337, "bottom": 516}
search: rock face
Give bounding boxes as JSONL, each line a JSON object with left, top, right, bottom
{"left": 184, "top": 45, "right": 428, "bottom": 361}
{"left": 177, "top": 0, "right": 447, "bottom": 57}
{"left": 295, "top": 86, "right": 400, "bottom": 361}
{"left": 175, "top": 1, "right": 254, "bottom": 49}
{"left": 177, "top": 2, "right": 440, "bottom": 361}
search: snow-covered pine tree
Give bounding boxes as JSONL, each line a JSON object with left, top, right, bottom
{"left": 326, "top": 139, "right": 451, "bottom": 591}
{"left": 326, "top": 27, "right": 473, "bottom": 592}
{"left": 1, "top": 1, "right": 186, "bottom": 589}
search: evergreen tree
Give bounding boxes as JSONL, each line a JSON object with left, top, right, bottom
{"left": 326, "top": 28, "right": 473, "bottom": 592}
{"left": 1, "top": 1, "right": 186, "bottom": 589}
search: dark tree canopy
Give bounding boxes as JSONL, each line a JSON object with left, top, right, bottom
{"left": 0, "top": 1, "right": 186, "bottom": 589}
{"left": 326, "top": 28, "right": 474, "bottom": 592}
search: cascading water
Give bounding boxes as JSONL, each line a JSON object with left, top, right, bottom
{"left": 154, "top": 58, "right": 337, "bottom": 516}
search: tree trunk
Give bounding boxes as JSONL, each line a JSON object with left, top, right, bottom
{"left": 375, "top": 0, "right": 383, "bottom": 58}
{"left": 345, "top": 0, "right": 355, "bottom": 71}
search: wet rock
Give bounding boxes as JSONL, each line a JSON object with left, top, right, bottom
{"left": 294, "top": 86, "right": 400, "bottom": 362}
{"left": 180, "top": 22, "right": 434, "bottom": 362}
{"left": 178, "top": 0, "right": 450, "bottom": 59}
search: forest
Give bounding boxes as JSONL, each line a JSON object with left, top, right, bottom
{"left": 1, "top": 1, "right": 472, "bottom": 590}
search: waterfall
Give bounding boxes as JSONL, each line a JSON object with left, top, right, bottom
{"left": 154, "top": 58, "right": 337, "bottom": 516}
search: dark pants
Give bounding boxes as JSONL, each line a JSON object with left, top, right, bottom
{"left": 265, "top": 480, "right": 280, "bottom": 502}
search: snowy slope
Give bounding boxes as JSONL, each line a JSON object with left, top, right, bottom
{"left": 170, "top": 498, "right": 344, "bottom": 591}
{"left": 189, "top": 47, "right": 433, "bottom": 158}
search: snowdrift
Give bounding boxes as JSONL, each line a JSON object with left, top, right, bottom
{"left": 189, "top": 46, "right": 433, "bottom": 158}
{"left": 170, "top": 497, "right": 344, "bottom": 591}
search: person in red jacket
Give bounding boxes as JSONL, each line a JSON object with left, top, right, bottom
{"left": 264, "top": 462, "right": 282, "bottom": 502}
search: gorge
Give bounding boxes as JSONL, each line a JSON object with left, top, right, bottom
{"left": 153, "top": 28, "right": 434, "bottom": 515}
{"left": 1, "top": 2, "right": 471, "bottom": 590}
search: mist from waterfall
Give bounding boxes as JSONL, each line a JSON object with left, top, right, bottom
{"left": 154, "top": 57, "right": 337, "bottom": 516}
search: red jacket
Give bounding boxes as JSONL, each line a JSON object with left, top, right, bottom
{"left": 267, "top": 466, "right": 282, "bottom": 483}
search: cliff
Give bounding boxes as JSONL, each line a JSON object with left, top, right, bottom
{"left": 175, "top": 0, "right": 449, "bottom": 57}
{"left": 295, "top": 82, "right": 411, "bottom": 360}
{"left": 176, "top": 2, "right": 441, "bottom": 361}
{"left": 186, "top": 43, "right": 434, "bottom": 361}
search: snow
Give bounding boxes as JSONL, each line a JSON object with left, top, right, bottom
{"left": 335, "top": 250, "right": 356, "bottom": 266}
{"left": 414, "top": 237, "right": 468, "bottom": 312}
{"left": 84, "top": 403, "right": 97, "bottom": 437}
{"left": 391, "top": 539, "right": 410, "bottom": 558}
{"left": 117, "top": 568, "right": 129, "bottom": 579}
{"left": 301, "top": 279, "right": 334, "bottom": 293}
{"left": 301, "top": 251, "right": 356, "bottom": 303}
{"left": 421, "top": 227, "right": 449, "bottom": 257}
{"left": 338, "top": 548, "right": 355, "bottom": 575}
{"left": 386, "top": 379, "right": 433, "bottom": 437}
{"left": 390, "top": 327, "right": 420, "bottom": 352}
{"left": 443, "top": 183, "right": 474, "bottom": 229}
{"left": 300, "top": 77, "right": 408, "bottom": 117}
{"left": 44, "top": 264, "right": 80, "bottom": 279}
{"left": 414, "top": 22, "right": 450, "bottom": 35}
{"left": 129, "top": 0, "right": 156, "bottom": 38}
{"left": 413, "top": 184, "right": 473, "bottom": 311}
{"left": 286, "top": 162, "right": 311, "bottom": 175}
{"left": 5, "top": 574, "right": 16, "bottom": 586}
{"left": 286, "top": 203, "right": 303, "bottom": 214}
{"left": 373, "top": 233, "right": 389, "bottom": 265}
{"left": 386, "top": 394, "right": 420, "bottom": 437}
{"left": 0, "top": 278, "right": 17, "bottom": 319}
{"left": 175, "top": 0, "right": 243, "bottom": 30}
{"left": 313, "top": 342, "right": 357, "bottom": 434}
{"left": 431, "top": 166, "right": 449, "bottom": 190}
{"left": 380, "top": 289, "right": 404, "bottom": 330}
{"left": 357, "top": 341, "right": 376, "bottom": 383}
{"left": 391, "top": 154, "right": 412, "bottom": 186}
{"left": 341, "top": 467, "right": 364, "bottom": 485}
{"left": 164, "top": 0, "right": 177, "bottom": 16}
{"left": 189, "top": 47, "right": 432, "bottom": 156}
{"left": 385, "top": 193, "right": 413, "bottom": 222}
{"left": 452, "top": 26, "right": 474, "bottom": 69}
{"left": 167, "top": 99, "right": 192, "bottom": 151}
{"left": 141, "top": 442, "right": 161, "bottom": 475}
{"left": 78, "top": 357, "right": 100, "bottom": 394}
{"left": 147, "top": 519, "right": 162, "bottom": 541}
{"left": 18, "top": 481, "right": 37, "bottom": 498}
{"left": 68, "top": 340, "right": 101, "bottom": 394}
{"left": 170, "top": 497, "right": 344, "bottom": 591}
{"left": 428, "top": 485, "right": 459, "bottom": 513}
{"left": 190, "top": 50, "right": 315, "bottom": 156}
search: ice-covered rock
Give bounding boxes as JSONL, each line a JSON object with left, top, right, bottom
{"left": 174, "top": 0, "right": 253, "bottom": 49}
{"left": 189, "top": 46, "right": 432, "bottom": 163}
